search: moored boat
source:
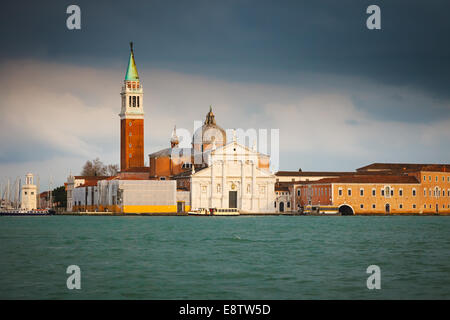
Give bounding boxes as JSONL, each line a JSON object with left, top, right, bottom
{"left": 0, "top": 209, "right": 55, "bottom": 216}
{"left": 188, "top": 208, "right": 240, "bottom": 216}
{"left": 303, "top": 205, "right": 340, "bottom": 215}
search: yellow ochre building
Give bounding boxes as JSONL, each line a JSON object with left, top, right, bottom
{"left": 280, "top": 163, "right": 450, "bottom": 215}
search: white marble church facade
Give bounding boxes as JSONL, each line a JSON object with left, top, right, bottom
{"left": 190, "top": 140, "right": 276, "bottom": 213}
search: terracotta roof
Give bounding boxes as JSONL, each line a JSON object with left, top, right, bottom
{"left": 275, "top": 182, "right": 292, "bottom": 191}
{"left": 78, "top": 181, "right": 99, "bottom": 187}
{"left": 149, "top": 147, "right": 192, "bottom": 158}
{"left": 305, "top": 175, "right": 420, "bottom": 185}
{"left": 357, "top": 163, "right": 450, "bottom": 172}
{"left": 74, "top": 176, "right": 110, "bottom": 180}
{"left": 172, "top": 166, "right": 207, "bottom": 178}
{"left": 275, "top": 171, "right": 392, "bottom": 177}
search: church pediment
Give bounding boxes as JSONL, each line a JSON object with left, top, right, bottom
{"left": 212, "top": 141, "right": 260, "bottom": 158}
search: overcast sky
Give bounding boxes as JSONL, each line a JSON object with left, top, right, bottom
{"left": 0, "top": 0, "right": 449, "bottom": 188}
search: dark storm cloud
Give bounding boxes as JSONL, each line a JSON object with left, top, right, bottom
{"left": 0, "top": 0, "right": 449, "bottom": 124}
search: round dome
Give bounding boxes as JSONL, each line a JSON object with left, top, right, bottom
{"left": 192, "top": 106, "right": 227, "bottom": 152}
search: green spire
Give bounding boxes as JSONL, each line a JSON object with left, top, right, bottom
{"left": 125, "top": 42, "right": 139, "bottom": 81}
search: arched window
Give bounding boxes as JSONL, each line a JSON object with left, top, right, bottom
{"left": 133, "top": 96, "right": 136, "bottom": 107}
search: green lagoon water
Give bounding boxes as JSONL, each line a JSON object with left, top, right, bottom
{"left": 0, "top": 215, "right": 449, "bottom": 299}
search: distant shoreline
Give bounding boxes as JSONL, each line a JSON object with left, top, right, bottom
{"left": 52, "top": 212, "right": 449, "bottom": 217}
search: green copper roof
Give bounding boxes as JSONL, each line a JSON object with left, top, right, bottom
{"left": 125, "top": 42, "right": 139, "bottom": 81}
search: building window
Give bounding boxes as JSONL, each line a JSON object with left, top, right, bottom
{"left": 274, "top": 202, "right": 276, "bottom": 208}
{"left": 448, "top": 189, "right": 450, "bottom": 197}
{"left": 129, "top": 132, "right": 132, "bottom": 136}
{"left": 381, "top": 189, "right": 385, "bottom": 196}
{"left": 182, "top": 163, "right": 192, "bottom": 169}
{"left": 338, "top": 188, "right": 343, "bottom": 196}
{"left": 347, "top": 188, "right": 352, "bottom": 196}
{"left": 413, "top": 204, "right": 416, "bottom": 209}
{"left": 399, "top": 189, "right": 403, "bottom": 196}
{"left": 360, "top": 204, "right": 364, "bottom": 209}
{"left": 436, "top": 176, "right": 438, "bottom": 182}
{"left": 129, "top": 143, "right": 132, "bottom": 148}
{"left": 137, "top": 96, "right": 140, "bottom": 107}
{"left": 390, "top": 189, "right": 394, "bottom": 197}
{"left": 287, "top": 202, "right": 290, "bottom": 208}
{"left": 297, "top": 189, "right": 301, "bottom": 197}
{"left": 429, "top": 176, "right": 431, "bottom": 181}
{"left": 24, "top": 191, "right": 27, "bottom": 195}
{"left": 424, "top": 204, "right": 426, "bottom": 209}
{"left": 31, "top": 192, "right": 34, "bottom": 195}
{"left": 372, "top": 188, "right": 376, "bottom": 196}
{"left": 412, "top": 188, "right": 416, "bottom": 196}
{"left": 424, "top": 188, "right": 427, "bottom": 196}
{"left": 129, "top": 121, "right": 132, "bottom": 126}
{"left": 160, "top": 177, "right": 166, "bottom": 181}
{"left": 423, "top": 175, "right": 426, "bottom": 181}
{"left": 372, "top": 204, "right": 376, "bottom": 209}
{"left": 129, "top": 153, "right": 132, "bottom": 158}
{"left": 360, "top": 188, "right": 364, "bottom": 196}
{"left": 399, "top": 204, "right": 403, "bottom": 209}
{"left": 129, "top": 96, "right": 131, "bottom": 107}
{"left": 133, "top": 96, "right": 136, "bottom": 107}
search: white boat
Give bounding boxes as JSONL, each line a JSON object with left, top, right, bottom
{"left": 188, "top": 208, "right": 240, "bottom": 216}
{"left": 188, "top": 208, "right": 210, "bottom": 216}
{"left": 213, "top": 208, "right": 239, "bottom": 216}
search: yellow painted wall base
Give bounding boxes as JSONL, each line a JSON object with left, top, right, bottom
{"left": 123, "top": 205, "right": 177, "bottom": 213}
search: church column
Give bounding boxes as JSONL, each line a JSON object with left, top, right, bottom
{"left": 210, "top": 161, "right": 214, "bottom": 208}
{"left": 222, "top": 160, "right": 226, "bottom": 207}
{"left": 251, "top": 160, "right": 256, "bottom": 211}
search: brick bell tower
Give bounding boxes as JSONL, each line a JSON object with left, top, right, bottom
{"left": 120, "top": 42, "right": 145, "bottom": 170}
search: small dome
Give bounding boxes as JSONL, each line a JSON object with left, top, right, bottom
{"left": 192, "top": 106, "right": 226, "bottom": 152}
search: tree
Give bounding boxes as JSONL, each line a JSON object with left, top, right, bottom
{"left": 106, "top": 164, "right": 119, "bottom": 176}
{"left": 80, "top": 158, "right": 118, "bottom": 176}
{"left": 52, "top": 186, "right": 67, "bottom": 208}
